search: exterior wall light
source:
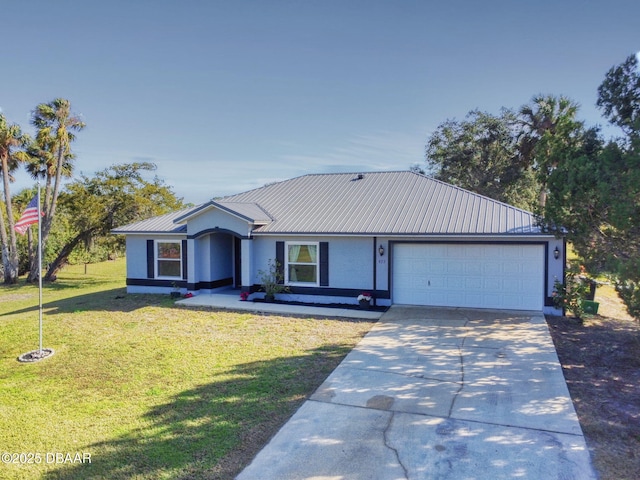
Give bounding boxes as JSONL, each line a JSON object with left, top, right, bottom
{"left": 554, "top": 246, "right": 560, "bottom": 260}
{"left": 379, "top": 245, "right": 385, "bottom": 256}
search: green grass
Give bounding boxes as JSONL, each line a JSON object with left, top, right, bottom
{"left": 0, "top": 260, "right": 375, "bottom": 479}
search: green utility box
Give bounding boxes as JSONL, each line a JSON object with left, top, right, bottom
{"left": 582, "top": 300, "right": 600, "bottom": 315}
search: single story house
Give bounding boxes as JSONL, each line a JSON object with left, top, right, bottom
{"left": 113, "top": 171, "right": 565, "bottom": 314}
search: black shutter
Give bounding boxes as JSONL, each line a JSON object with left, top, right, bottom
{"left": 182, "top": 240, "right": 188, "bottom": 280}
{"left": 146, "top": 240, "right": 155, "bottom": 278}
{"left": 276, "top": 241, "right": 285, "bottom": 284}
{"left": 320, "top": 242, "right": 329, "bottom": 286}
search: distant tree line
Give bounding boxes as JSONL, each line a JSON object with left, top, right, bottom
{"left": 421, "top": 53, "right": 640, "bottom": 319}
{"left": 0, "top": 98, "right": 185, "bottom": 284}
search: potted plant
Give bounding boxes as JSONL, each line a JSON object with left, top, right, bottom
{"left": 258, "top": 259, "right": 289, "bottom": 302}
{"left": 357, "top": 292, "right": 372, "bottom": 309}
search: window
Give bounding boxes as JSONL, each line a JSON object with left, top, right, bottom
{"left": 286, "top": 242, "right": 318, "bottom": 285}
{"left": 156, "top": 241, "right": 182, "bottom": 278}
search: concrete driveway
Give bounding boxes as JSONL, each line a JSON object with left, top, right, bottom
{"left": 237, "top": 306, "right": 596, "bottom": 479}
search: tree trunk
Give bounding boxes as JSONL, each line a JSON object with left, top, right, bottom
{"left": 1, "top": 155, "right": 19, "bottom": 283}
{"left": 0, "top": 208, "right": 13, "bottom": 283}
{"left": 44, "top": 229, "right": 95, "bottom": 281}
{"left": 539, "top": 189, "right": 547, "bottom": 209}
{"left": 27, "top": 144, "right": 66, "bottom": 283}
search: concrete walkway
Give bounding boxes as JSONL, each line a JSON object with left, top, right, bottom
{"left": 237, "top": 306, "right": 596, "bottom": 480}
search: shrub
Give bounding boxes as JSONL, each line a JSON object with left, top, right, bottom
{"left": 615, "top": 258, "right": 640, "bottom": 321}
{"left": 553, "top": 262, "right": 591, "bottom": 319}
{"left": 257, "top": 259, "right": 289, "bottom": 301}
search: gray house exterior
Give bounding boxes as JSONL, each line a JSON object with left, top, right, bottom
{"left": 113, "top": 171, "right": 565, "bottom": 314}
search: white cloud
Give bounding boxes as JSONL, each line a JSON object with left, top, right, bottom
{"left": 279, "top": 130, "right": 426, "bottom": 173}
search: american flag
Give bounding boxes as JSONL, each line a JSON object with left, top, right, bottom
{"left": 14, "top": 195, "right": 40, "bottom": 235}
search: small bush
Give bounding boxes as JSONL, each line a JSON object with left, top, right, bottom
{"left": 553, "top": 263, "right": 591, "bottom": 319}
{"left": 615, "top": 258, "right": 640, "bottom": 321}
{"left": 257, "top": 259, "right": 289, "bottom": 301}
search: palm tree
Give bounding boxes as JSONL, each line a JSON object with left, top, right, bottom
{"left": 0, "top": 114, "right": 31, "bottom": 283}
{"left": 518, "top": 95, "right": 583, "bottom": 207}
{"left": 27, "top": 98, "right": 85, "bottom": 282}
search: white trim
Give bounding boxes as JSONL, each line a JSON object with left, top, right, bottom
{"left": 285, "top": 241, "right": 319, "bottom": 287}
{"left": 252, "top": 232, "right": 553, "bottom": 239}
{"left": 114, "top": 232, "right": 185, "bottom": 236}
{"left": 155, "top": 240, "right": 183, "bottom": 280}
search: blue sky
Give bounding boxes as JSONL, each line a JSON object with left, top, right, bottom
{"left": 2, "top": 1, "right": 639, "bottom": 204}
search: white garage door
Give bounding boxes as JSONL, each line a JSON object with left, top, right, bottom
{"left": 392, "top": 243, "right": 544, "bottom": 311}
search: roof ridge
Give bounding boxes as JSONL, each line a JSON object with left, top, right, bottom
{"left": 217, "top": 199, "right": 275, "bottom": 222}
{"left": 220, "top": 170, "right": 416, "bottom": 199}
{"left": 223, "top": 169, "right": 534, "bottom": 215}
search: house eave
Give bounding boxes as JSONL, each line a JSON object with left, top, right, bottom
{"left": 250, "top": 231, "right": 551, "bottom": 238}
{"left": 112, "top": 231, "right": 187, "bottom": 236}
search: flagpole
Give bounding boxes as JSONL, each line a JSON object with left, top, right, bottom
{"left": 37, "top": 183, "right": 43, "bottom": 355}
{"left": 16, "top": 185, "right": 51, "bottom": 363}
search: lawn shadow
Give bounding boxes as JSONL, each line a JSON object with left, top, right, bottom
{"left": 1, "top": 288, "right": 179, "bottom": 317}
{"left": 44, "top": 344, "right": 351, "bottom": 480}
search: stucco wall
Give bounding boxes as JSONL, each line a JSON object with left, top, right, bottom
{"left": 186, "top": 208, "right": 251, "bottom": 238}
{"left": 124, "top": 230, "right": 564, "bottom": 315}
{"left": 125, "top": 235, "right": 186, "bottom": 280}
{"left": 125, "top": 236, "right": 147, "bottom": 279}
{"left": 547, "top": 237, "right": 565, "bottom": 301}
{"left": 251, "top": 236, "right": 374, "bottom": 290}
{"left": 195, "top": 236, "right": 211, "bottom": 282}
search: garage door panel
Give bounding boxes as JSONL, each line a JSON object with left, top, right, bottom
{"left": 394, "top": 256, "right": 415, "bottom": 272}
{"left": 522, "top": 279, "right": 542, "bottom": 293}
{"left": 393, "top": 244, "right": 544, "bottom": 311}
{"left": 393, "top": 274, "right": 413, "bottom": 291}
{"left": 446, "top": 262, "right": 464, "bottom": 274}
{"left": 465, "top": 262, "right": 482, "bottom": 275}
{"left": 503, "top": 263, "right": 523, "bottom": 275}
{"left": 503, "top": 247, "right": 523, "bottom": 258}
{"left": 465, "top": 246, "right": 485, "bottom": 258}
{"left": 412, "top": 275, "right": 429, "bottom": 289}
{"left": 465, "top": 277, "right": 483, "bottom": 290}
{"left": 483, "top": 263, "right": 502, "bottom": 275}
{"left": 430, "top": 261, "right": 447, "bottom": 274}
{"left": 446, "top": 276, "right": 464, "bottom": 289}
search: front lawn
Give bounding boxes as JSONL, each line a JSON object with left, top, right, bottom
{"left": 0, "top": 260, "right": 375, "bottom": 479}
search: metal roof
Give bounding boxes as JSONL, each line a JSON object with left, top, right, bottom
{"left": 222, "top": 171, "right": 540, "bottom": 235}
{"left": 112, "top": 205, "right": 200, "bottom": 234}
{"left": 114, "top": 172, "right": 542, "bottom": 236}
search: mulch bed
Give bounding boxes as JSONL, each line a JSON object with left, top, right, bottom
{"left": 546, "top": 314, "right": 640, "bottom": 479}
{"left": 251, "top": 298, "right": 389, "bottom": 312}
{"left": 17, "top": 348, "right": 55, "bottom": 363}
